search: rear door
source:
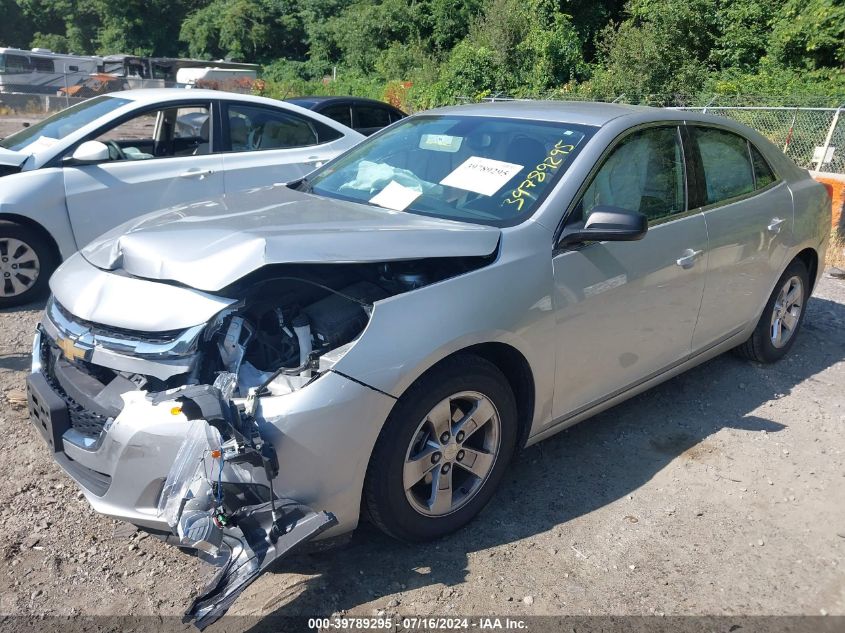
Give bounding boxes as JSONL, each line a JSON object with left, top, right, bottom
{"left": 220, "top": 102, "right": 346, "bottom": 193}
{"left": 551, "top": 124, "right": 708, "bottom": 420}
{"left": 62, "top": 101, "right": 224, "bottom": 247}
{"left": 686, "top": 125, "right": 793, "bottom": 350}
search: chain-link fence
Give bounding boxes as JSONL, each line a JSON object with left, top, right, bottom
{"left": 673, "top": 106, "right": 845, "bottom": 174}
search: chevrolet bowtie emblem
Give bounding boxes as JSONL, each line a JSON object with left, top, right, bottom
{"left": 56, "top": 336, "right": 87, "bottom": 362}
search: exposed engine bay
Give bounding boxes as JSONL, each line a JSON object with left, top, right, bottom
{"left": 120, "top": 257, "right": 485, "bottom": 394}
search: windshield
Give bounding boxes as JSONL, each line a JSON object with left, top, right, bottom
{"left": 0, "top": 95, "right": 130, "bottom": 153}
{"left": 307, "top": 115, "right": 594, "bottom": 226}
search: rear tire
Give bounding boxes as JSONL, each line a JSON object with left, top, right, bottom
{"left": 0, "top": 223, "right": 56, "bottom": 308}
{"left": 735, "top": 259, "right": 809, "bottom": 363}
{"left": 363, "top": 354, "right": 517, "bottom": 542}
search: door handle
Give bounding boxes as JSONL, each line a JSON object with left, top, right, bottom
{"left": 676, "top": 249, "right": 703, "bottom": 269}
{"left": 178, "top": 169, "right": 214, "bottom": 179}
{"left": 767, "top": 217, "right": 786, "bottom": 233}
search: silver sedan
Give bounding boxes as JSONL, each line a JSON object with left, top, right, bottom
{"left": 26, "top": 102, "right": 830, "bottom": 625}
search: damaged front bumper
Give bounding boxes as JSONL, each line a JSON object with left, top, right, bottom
{"left": 26, "top": 324, "right": 396, "bottom": 626}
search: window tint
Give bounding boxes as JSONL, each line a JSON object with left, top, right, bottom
{"left": 692, "top": 127, "right": 755, "bottom": 204}
{"left": 320, "top": 104, "right": 352, "bottom": 128}
{"left": 389, "top": 109, "right": 405, "bottom": 124}
{"left": 579, "top": 126, "right": 685, "bottom": 222}
{"left": 226, "top": 104, "right": 340, "bottom": 151}
{"left": 355, "top": 106, "right": 390, "bottom": 129}
{"left": 750, "top": 144, "right": 776, "bottom": 189}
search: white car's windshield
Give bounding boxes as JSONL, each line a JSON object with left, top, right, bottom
{"left": 307, "top": 115, "right": 595, "bottom": 226}
{"left": 0, "top": 95, "right": 130, "bottom": 153}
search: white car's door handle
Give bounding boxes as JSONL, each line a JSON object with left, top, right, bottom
{"left": 178, "top": 169, "right": 214, "bottom": 179}
{"left": 676, "top": 249, "right": 703, "bottom": 268}
{"left": 767, "top": 217, "right": 786, "bottom": 233}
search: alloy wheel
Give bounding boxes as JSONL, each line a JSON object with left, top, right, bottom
{"left": 770, "top": 275, "right": 803, "bottom": 348}
{"left": 403, "top": 390, "right": 501, "bottom": 517}
{"left": 0, "top": 238, "right": 40, "bottom": 298}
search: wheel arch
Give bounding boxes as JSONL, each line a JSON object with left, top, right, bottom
{"left": 793, "top": 247, "right": 819, "bottom": 293}
{"left": 0, "top": 214, "right": 62, "bottom": 265}
{"left": 393, "top": 341, "right": 536, "bottom": 450}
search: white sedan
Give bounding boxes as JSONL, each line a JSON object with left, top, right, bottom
{"left": 0, "top": 89, "right": 364, "bottom": 306}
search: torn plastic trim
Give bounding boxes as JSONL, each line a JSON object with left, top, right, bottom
{"left": 186, "top": 499, "right": 337, "bottom": 629}
{"left": 153, "top": 384, "right": 337, "bottom": 628}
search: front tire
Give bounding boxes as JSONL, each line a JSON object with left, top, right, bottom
{"left": 0, "top": 223, "right": 57, "bottom": 308}
{"left": 735, "top": 259, "right": 810, "bottom": 363}
{"left": 364, "top": 354, "right": 517, "bottom": 542}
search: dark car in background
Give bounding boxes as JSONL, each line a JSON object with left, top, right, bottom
{"left": 286, "top": 96, "right": 406, "bottom": 135}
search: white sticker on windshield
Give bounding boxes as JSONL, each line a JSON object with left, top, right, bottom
{"left": 369, "top": 180, "right": 421, "bottom": 211}
{"left": 440, "top": 156, "right": 523, "bottom": 196}
{"left": 419, "top": 134, "right": 463, "bottom": 153}
{"left": 26, "top": 136, "right": 59, "bottom": 153}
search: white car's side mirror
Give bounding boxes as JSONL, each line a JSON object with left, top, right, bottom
{"left": 71, "top": 140, "right": 110, "bottom": 164}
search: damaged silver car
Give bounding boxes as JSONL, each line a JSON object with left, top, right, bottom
{"left": 26, "top": 102, "right": 830, "bottom": 626}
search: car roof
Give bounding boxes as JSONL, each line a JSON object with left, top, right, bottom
{"left": 107, "top": 88, "right": 297, "bottom": 109}
{"left": 288, "top": 96, "right": 404, "bottom": 110}
{"left": 425, "top": 100, "right": 660, "bottom": 127}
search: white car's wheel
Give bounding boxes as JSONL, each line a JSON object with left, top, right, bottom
{"left": 0, "top": 223, "right": 56, "bottom": 308}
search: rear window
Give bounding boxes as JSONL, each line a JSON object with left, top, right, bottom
{"left": 750, "top": 144, "right": 777, "bottom": 189}
{"left": 355, "top": 106, "right": 391, "bottom": 129}
{"left": 321, "top": 104, "right": 352, "bottom": 128}
{"left": 691, "top": 127, "right": 755, "bottom": 205}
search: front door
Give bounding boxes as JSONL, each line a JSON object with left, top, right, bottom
{"left": 63, "top": 102, "right": 224, "bottom": 247}
{"left": 551, "top": 125, "right": 708, "bottom": 422}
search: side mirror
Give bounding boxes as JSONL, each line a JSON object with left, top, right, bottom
{"left": 69, "top": 140, "right": 110, "bottom": 165}
{"left": 558, "top": 205, "right": 648, "bottom": 247}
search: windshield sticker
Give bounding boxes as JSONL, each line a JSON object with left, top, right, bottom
{"left": 503, "top": 140, "right": 576, "bottom": 211}
{"left": 369, "top": 179, "right": 422, "bottom": 211}
{"left": 419, "top": 134, "right": 463, "bottom": 153}
{"left": 440, "top": 156, "right": 524, "bottom": 196}
{"left": 25, "top": 136, "right": 59, "bottom": 153}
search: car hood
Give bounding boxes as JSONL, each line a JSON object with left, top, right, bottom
{"left": 0, "top": 147, "right": 28, "bottom": 168}
{"left": 81, "top": 185, "right": 501, "bottom": 292}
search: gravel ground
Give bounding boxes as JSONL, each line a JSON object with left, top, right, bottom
{"left": 0, "top": 272, "right": 843, "bottom": 628}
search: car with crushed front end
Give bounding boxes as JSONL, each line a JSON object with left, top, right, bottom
{"left": 26, "top": 101, "right": 830, "bottom": 626}
{"left": 0, "top": 89, "right": 364, "bottom": 307}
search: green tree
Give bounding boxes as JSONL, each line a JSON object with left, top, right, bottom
{"left": 767, "top": 0, "right": 845, "bottom": 70}
{"left": 181, "top": 0, "right": 306, "bottom": 62}
{"left": 0, "top": 0, "right": 34, "bottom": 48}
{"left": 711, "top": 0, "right": 779, "bottom": 71}
{"left": 585, "top": 0, "right": 718, "bottom": 102}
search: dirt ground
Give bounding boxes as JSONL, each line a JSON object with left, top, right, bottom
{"left": 0, "top": 271, "right": 843, "bottom": 628}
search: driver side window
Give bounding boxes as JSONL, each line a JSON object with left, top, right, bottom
{"left": 579, "top": 126, "right": 686, "bottom": 223}
{"left": 91, "top": 104, "right": 211, "bottom": 161}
